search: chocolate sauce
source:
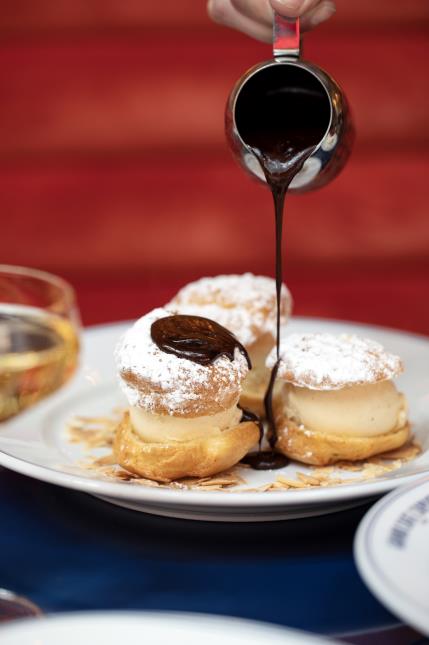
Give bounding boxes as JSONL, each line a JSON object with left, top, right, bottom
{"left": 238, "top": 405, "right": 290, "bottom": 470}
{"left": 241, "top": 451, "right": 290, "bottom": 470}
{"left": 263, "top": 359, "right": 281, "bottom": 449}
{"left": 238, "top": 404, "right": 263, "bottom": 444}
{"left": 150, "top": 70, "right": 330, "bottom": 473}
{"left": 151, "top": 314, "right": 251, "bottom": 368}
{"left": 235, "top": 64, "right": 331, "bottom": 459}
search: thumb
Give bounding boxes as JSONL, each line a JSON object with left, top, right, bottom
{"left": 269, "top": 0, "right": 318, "bottom": 18}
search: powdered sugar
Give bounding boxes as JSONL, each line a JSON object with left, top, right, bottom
{"left": 266, "top": 333, "right": 403, "bottom": 390}
{"left": 168, "top": 273, "right": 292, "bottom": 346}
{"left": 115, "top": 308, "right": 249, "bottom": 414}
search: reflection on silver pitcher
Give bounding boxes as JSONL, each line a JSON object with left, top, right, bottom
{"left": 225, "top": 15, "right": 354, "bottom": 192}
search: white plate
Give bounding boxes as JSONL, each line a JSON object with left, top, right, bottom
{"left": 0, "top": 611, "right": 338, "bottom": 644}
{"left": 0, "top": 318, "right": 428, "bottom": 522}
{"left": 354, "top": 475, "right": 429, "bottom": 636}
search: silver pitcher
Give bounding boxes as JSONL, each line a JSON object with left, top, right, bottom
{"left": 225, "top": 15, "right": 354, "bottom": 192}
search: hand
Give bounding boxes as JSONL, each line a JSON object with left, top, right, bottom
{"left": 208, "top": 0, "right": 336, "bottom": 42}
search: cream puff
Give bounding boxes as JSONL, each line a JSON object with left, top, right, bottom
{"left": 266, "top": 333, "right": 409, "bottom": 466}
{"left": 167, "top": 273, "right": 292, "bottom": 416}
{"left": 114, "top": 307, "right": 260, "bottom": 482}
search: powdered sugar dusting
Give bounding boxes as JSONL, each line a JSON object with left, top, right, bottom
{"left": 266, "top": 333, "right": 403, "bottom": 390}
{"left": 115, "top": 308, "right": 249, "bottom": 415}
{"left": 168, "top": 273, "right": 292, "bottom": 346}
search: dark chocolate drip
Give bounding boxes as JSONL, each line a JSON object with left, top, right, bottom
{"left": 257, "top": 150, "right": 311, "bottom": 357}
{"left": 274, "top": 186, "right": 284, "bottom": 359}
{"left": 238, "top": 404, "right": 289, "bottom": 470}
{"left": 263, "top": 359, "right": 281, "bottom": 449}
{"left": 253, "top": 146, "right": 316, "bottom": 454}
{"left": 151, "top": 314, "right": 251, "bottom": 368}
{"left": 235, "top": 68, "right": 330, "bottom": 453}
{"left": 238, "top": 404, "right": 263, "bottom": 444}
{"left": 241, "top": 451, "right": 290, "bottom": 471}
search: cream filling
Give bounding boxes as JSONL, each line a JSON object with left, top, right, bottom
{"left": 248, "top": 333, "right": 275, "bottom": 370}
{"left": 243, "top": 333, "right": 275, "bottom": 395}
{"left": 283, "top": 380, "right": 407, "bottom": 437}
{"left": 129, "top": 404, "right": 242, "bottom": 443}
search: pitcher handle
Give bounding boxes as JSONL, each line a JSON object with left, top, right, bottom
{"left": 273, "top": 14, "right": 300, "bottom": 60}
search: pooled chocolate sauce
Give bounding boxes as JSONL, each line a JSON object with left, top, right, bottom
{"left": 238, "top": 406, "right": 290, "bottom": 469}
{"left": 151, "top": 314, "right": 251, "bottom": 368}
{"left": 244, "top": 362, "right": 287, "bottom": 469}
{"left": 241, "top": 450, "right": 290, "bottom": 470}
{"left": 235, "top": 65, "right": 331, "bottom": 465}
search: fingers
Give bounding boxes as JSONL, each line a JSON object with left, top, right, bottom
{"left": 230, "top": 0, "right": 273, "bottom": 27}
{"left": 270, "top": 0, "right": 336, "bottom": 31}
{"left": 207, "top": 0, "right": 272, "bottom": 42}
{"left": 207, "top": 0, "right": 336, "bottom": 40}
{"left": 270, "top": 0, "right": 321, "bottom": 19}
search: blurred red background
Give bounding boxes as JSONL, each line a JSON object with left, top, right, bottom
{"left": 1, "top": 0, "right": 428, "bottom": 331}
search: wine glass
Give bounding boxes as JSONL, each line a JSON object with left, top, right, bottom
{"left": 0, "top": 264, "right": 80, "bottom": 422}
{"left": 0, "top": 589, "right": 42, "bottom": 623}
{"left": 0, "top": 267, "right": 79, "bottom": 620}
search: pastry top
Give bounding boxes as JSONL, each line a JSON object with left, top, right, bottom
{"left": 115, "top": 307, "right": 249, "bottom": 417}
{"left": 168, "top": 273, "right": 292, "bottom": 347}
{"left": 266, "top": 333, "right": 403, "bottom": 390}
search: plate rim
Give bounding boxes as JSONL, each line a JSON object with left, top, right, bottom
{"left": 0, "top": 316, "right": 428, "bottom": 509}
{"left": 0, "top": 445, "right": 428, "bottom": 507}
{"left": 0, "top": 609, "right": 336, "bottom": 643}
{"left": 354, "top": 475, "right": 429, "bottom": 636}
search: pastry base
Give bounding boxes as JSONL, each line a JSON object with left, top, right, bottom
{"left": 275, "top": 415, "right": 410, "bottom": 466}
{"left": 113, "top": 412, "right": 260, "bottom": 482}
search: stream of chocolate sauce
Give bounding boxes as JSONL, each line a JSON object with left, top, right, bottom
{"left": 234, "top": 65, "right": 331, "bottom": 469}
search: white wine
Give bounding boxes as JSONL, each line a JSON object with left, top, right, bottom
{"left": 0, "top": 304, "right": 79, "bottom": 421}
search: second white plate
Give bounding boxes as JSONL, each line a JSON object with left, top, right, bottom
{"left": 354, "top": 475, "right": 429, "bottom": 636}
{"left": 0, "top": 611, "right": 338, "bottom": 644}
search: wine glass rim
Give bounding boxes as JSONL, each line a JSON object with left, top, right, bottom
{"left": 0, "top": 264, "right": 76, "bottom": 308}
{"left": 0, "top": 588, "right": 43, "bottom": 616}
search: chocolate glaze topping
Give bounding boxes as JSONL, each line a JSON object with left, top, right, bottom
{"left": 235, "top": 65, "right": 331, "bottom": 467}
{"left": 151, "top": 314, "right": 251, "bottom": 368}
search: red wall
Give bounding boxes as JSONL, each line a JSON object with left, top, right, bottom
{"left": 1, "top": 1, "right": 428, "bottom": 330}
